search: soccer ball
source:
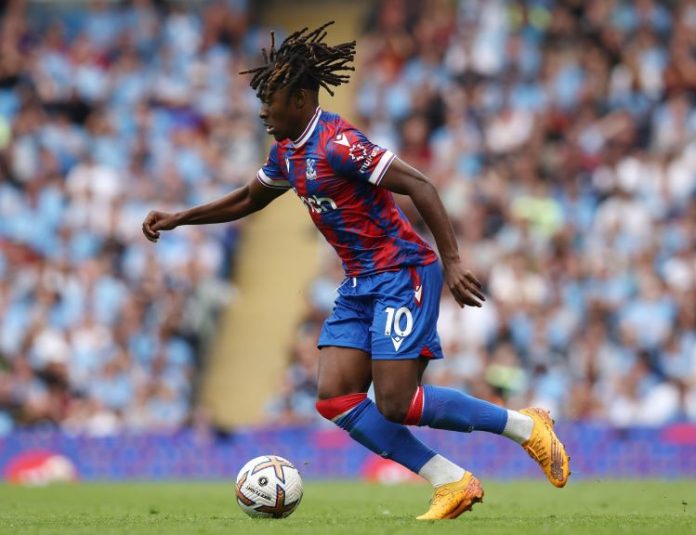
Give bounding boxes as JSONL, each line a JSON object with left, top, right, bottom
{"left": 235, "top": 455, "right": 303, "bottom": 519}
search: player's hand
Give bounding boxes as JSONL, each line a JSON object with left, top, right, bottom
{"left": 444, "top": 263, "right": 485, "bottom": 308}
{"left": 142, "top": 210, "right": 179, "bottom": 243}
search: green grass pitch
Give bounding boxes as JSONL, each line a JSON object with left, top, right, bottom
{"left": 0, "top": 481, "right": 694, "bottom": 534}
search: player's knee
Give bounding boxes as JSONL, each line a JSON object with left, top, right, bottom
{"left": 315, "top": 393, "right": 367, "bottom": 422}
{"left": 375, "top": 395, "right": 409, "bottom": 423}
{"left": 315, "top": 397, "right": 336, "bottom": 421}
{"left": 315, "top": 399, "right": 331, "bottom": 421}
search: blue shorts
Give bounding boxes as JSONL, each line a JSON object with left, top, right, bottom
{"left": 317, "top": 262, "right": 444, "bottom": 360}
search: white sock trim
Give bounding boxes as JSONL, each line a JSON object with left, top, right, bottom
{"left": 502, "top": 410, "right": 534, "bottom": 444}
{"left": 418, "top": 454, "right": 466, "bottom": 487}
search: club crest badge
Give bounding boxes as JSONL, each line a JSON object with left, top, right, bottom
{"left": 306, "top": 158, "right": 317, "bottom": 180}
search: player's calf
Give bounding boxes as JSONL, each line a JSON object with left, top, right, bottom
{"left": 398, "top": 384, "right": 509, "bottom": 433}
{"left": 396, "top": 386, "right": 571, "bottom": 486}
{"left": 315, "top": 394, "right": 472, "bottom": 495}
{"left": 315, "top": 393, "right": 435, "bottom": 474}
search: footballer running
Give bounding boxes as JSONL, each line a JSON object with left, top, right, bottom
{"left": 142, "top": 22, "right": 570, "bottom": 520}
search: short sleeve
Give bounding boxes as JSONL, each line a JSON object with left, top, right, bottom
{"left": 325, "top": 128, "right": 395, "bottom": 186}
{"left": 256, "top": 143, "right": 291, "bottom": 190}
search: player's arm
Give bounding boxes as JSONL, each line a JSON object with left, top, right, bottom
{"left": 141, "top": 179, "right": 285, "bottom": 243}
{"left": 380, "top": 158, "right": 485, "bottom": 308}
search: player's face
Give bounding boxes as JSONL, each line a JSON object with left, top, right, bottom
{"left": 259, "top": 87, "right": 306, "bottom": 142}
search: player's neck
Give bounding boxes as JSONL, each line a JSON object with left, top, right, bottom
{"left": 291, "top": 104, "right": 320, "bottom": 142}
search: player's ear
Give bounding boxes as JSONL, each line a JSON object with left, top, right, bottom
{"left": 293, "top": 88, "right": 306, "bottom": 110}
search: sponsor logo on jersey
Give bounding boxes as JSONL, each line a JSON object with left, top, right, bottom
{"left": 333, "top": 133, "right": 351, "bottom": 147}
{"left": 391, "top": 336, "right": 405, "bottom": 351}
{"left": 361, "top": 147, "right": 380, "bottom": 174}
{"left": 305, "top": 158, "right": 317, "bottom": 180}
{"left": 414, "top": 284, "right": 423, "bottom": 305}
{"left": 298, "top": 194, "right": 337, "bottom": 214}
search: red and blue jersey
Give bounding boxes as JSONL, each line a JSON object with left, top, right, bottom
{"left": 256, "top": 107, "right": 438, "bottom": 277}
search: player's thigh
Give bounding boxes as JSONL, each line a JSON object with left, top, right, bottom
{"left": 318, "top": 290, "right": 372, "bottom": 356}
{"left": 369, "top": 264, "right": 443, "bottom": 419}
{"left": 317, "top": 346, "right": 372, "bottom": 399}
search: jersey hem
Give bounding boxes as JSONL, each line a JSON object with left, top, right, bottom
{"left": 371, "top": 352, "right": 444, "bottom": 360}
{"left": 343, "top": 256, "right": 439, "bottom": 278}
{"left": 316, "top": 342, "right": 371, "bottom": 353}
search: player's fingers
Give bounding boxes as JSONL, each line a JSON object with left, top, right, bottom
{"left": 142, "top": 217, "right": 160, "bottom": 242}
{"left": 462, "top": 290, "right": 483, "bottom": 307}
{"left": 464, "top": 295, "right": 483, "bottom": 307}
{"left": 151, "top": 215, "right": 175, "bottom": 233}
{"left": 459, "top": 280, "right": 484, "bottom": 307}
{"left": 142, "top": 229, "right": 159, "bottom": 242}
{"left": 142, "top": 213, "right": 156, "bottom": 234}
{"left": 142, "top": 222, "right": 152, "bottom": 238}
{"left": 142, "top": 223, "right": 157, "bottom": 240}
{"left": 452, "top": 282, "right": 482, "bottom": 308}
{"left": 465, "top": 271, "right": 483, "bottom": 289}
{"left": 465, "top": 280, "right": 486, "bottom": 302}
{"left": 452, "top": 276, "right": 484, "bottom": 303}
{"left": 449, "top": 284, "right": 465, "bottom": 307}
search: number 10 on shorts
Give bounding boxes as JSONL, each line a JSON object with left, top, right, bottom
{"left": 384, "top": 306, "right": 414, "bottom": 338}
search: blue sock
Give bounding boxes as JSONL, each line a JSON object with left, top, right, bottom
{"left": 335, "top": 398, "right": 436, "bottom": 473}
{"left": 419, "top": 385, "right": 508, "bottom": 434}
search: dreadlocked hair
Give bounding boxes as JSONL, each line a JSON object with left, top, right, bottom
{"left": 240, "top": 21, "right": 356, "bottom": 101}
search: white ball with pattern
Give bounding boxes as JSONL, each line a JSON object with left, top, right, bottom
{"left": 235, "top": 455, "right": 303, "bottom": 519}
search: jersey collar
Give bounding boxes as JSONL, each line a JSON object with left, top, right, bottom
{"left": 291, "top": 106, "right": 322, "bottom": 149}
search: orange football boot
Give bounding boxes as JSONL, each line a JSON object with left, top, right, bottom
{"left": 416, "top": 472, "right": 484, "bottom": 520}
{"left": 520, "top": 408, "right": 570, "bottom": 488}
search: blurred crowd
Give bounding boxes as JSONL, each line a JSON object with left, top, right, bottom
{"left": 0, "top": 0, "right": 263, "bottom": 435}
{"left": 269, "top": 0, "right": 696, "bottom": 427}
{"left": 2, "top": 0, "right": 696, "bottom": 434}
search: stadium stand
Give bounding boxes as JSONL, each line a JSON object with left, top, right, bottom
{"left": 2, "top": 0, "right": 696, "bottom": 436}
{"left": 268, "top": 0, "right": 696, "bottom": 426}
{"left": 0, "top": 0, "right": 262, "bottom": 435}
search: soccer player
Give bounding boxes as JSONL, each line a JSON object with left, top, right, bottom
{"left": 142, "top": 22, "right": 570, "bottom": 520}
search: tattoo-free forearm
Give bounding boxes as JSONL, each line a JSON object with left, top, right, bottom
{"left": 174, "top": 185, "right": 261, "bottom": 226}
{"left": 408, "top": 180, "right": 461, "bottom": 265}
